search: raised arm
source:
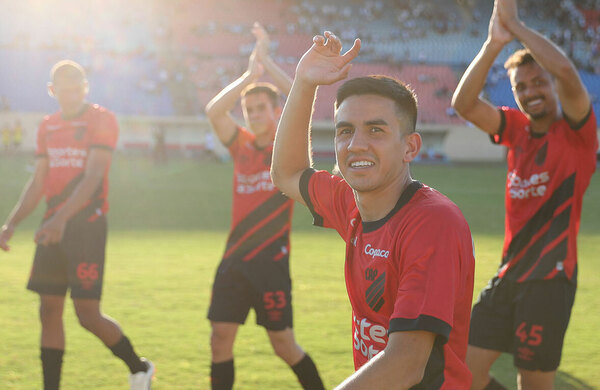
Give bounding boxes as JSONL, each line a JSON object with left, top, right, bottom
{"left": 452, "top": 0, "right": 513, "bottom": 135}
{"left": 0, "top": 157, "right": 48, "bottom": 251}
{"left": 253, "top": 23, "right": 293, "bottom": 96}
{"left": 205, "top": 48, "right": 263, "bottom": 144}
{"left": 497, "top": 0, "right": 590, "bottom": 122}
{"left": 271, "top": 32, "right": 360, "bottom": 204}
{"left": 335, "top": 331, "right": 435, "bottom": 390}
{"left": 34, "top": 149, "right": 111, "bottom": 246}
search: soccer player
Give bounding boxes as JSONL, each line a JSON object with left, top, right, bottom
{"left": 0, "top": 60, "right": 154, "bottom": 390}
{"left": 271, "top": 32, "right": 475, "bottom": 389}
{"left": 204, "top": 23, "right": 324, "bottom": 390}
{"left": 451, "top": 0, "right": 599, "bottom": 389}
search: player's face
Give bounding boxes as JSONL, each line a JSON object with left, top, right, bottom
{"left": 49, "top": 76, "right": 88, "bottom": 112}
{"left": 334, "top": 94, "right": 420, "bottom": 193}
{"left": 242, "top": 92, "right": 280, "bottom": 136}
{"left": 510, "top": 62, "right": 558, "bottom": 120}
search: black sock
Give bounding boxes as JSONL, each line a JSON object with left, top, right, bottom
{"left": 291, "top": 354, "right": 325, "bottom": 390}
{"left": 41, "top": 347, "right": 64, "bottom": 390}
{"left": 484, "top": 377, "right": 507, "bottom": 390}
{"left": 108, "top": 335, "right": 147, "bottom": 374}
{"left": 211, "top": 359, "right": 234, "bottom": 390}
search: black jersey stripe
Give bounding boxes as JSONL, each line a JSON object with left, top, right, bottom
{"left": 501, "top": 173, "right": 575, "bottom": 267}
{"left": 243, "top": 235, "right": 289, "bottom": 263}
{"left": 225, "top": 191, "right": 290, "bottom": 251}
{"left": 524, "top": 237, "right": 569, "bottom": 281}
{"left": 46, "top": 173, "right": 85, "bottom": 210}
{"left": 365, "top": 272, "right": 386, "bottom": 305}
{"left": 503, "top": 205, "right": 571, "bottom": 281}
{"left": 224, "top": 209, "right": 290, "bottom": 261}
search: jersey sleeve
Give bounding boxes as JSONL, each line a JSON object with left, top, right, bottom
{"left": 389, "top": 205, "right": 473, "bottom": 343}
{"left": 225, "top": 126, "right": 254, "bottom": 159}
{"left": 490, "top": 107, "right": 527, "bottom": 148}
{"left": 90, "top": 111, "right": 119, "bottom": 150}
{"left": 35, "top": 119, "right": 48, "bottom": 158}
{"left": 564, "top": 107, "right": 598, "bottom": 153}
{"left": 298, "top": 168, "right": 355, "bottom": 238}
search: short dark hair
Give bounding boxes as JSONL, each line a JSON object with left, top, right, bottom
{"left": 241, "top": 82, "right": 280, "bottom": 108}
{"left": 504, "top": 49, "right": 536, "bottom": 72}
{"left": 335, "top": 75, "right": 418, "bottom": 131}
{"left": 50, "top": 60, "right": 86, "bottom": 83}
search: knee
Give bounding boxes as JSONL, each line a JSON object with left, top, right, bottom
{"left": 270, "top": 335, "right": 298, "bottom": 361}
{"left": 39, "top": 302, "right": 63, "bottom": 324}
{"left": 74, "top": 307, "right": 101, "bottom": 331}
{"left": 210, "top": 327, "right": 234, "bottom": 353}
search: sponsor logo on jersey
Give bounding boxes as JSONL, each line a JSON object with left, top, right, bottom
{"left": 353, "top": 314, "right": 387, "bottom": 361}
{"left": 507, "top": 170, "right": 550, "bottom": 199}
{"left": 236, "top": 170, "right": 275, "bottom": 194}
{"left": 364, "top": 244, "right": 390, "bottom": 259}
{"left": 47, "top": 147, "right": 87, "bottom": 168}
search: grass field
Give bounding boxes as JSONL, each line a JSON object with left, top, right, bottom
{"left": 0, "top": 153, "right": 599, "bottom": 389}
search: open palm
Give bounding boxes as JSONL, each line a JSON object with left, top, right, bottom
{"left": 296, "top": 32, "right": 361, "bottom": 86}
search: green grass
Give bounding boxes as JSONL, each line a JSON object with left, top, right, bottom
{"left": 0, "top": 154, "right": 598, "bottom": 389}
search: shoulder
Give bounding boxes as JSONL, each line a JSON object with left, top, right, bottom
{"left": 407, "top": 185, "right": 469, "bottom": 230}
{"left": 89, "top": 104, "right": 116, "bottom": 120}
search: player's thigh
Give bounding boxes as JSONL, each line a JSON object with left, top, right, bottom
{"left": 208, "top": 262, "right": 253, "bottom": 325}
{"left": 512, "top": 279, "right": 575, "bottom": 372}
{"left": 466, "top": 345, "right": 503, "bottom": 375}
{"left": 517, "top": 368, "right": 555, "bottom": 390}
{"left": 469, "top": 277, "right": 515, "bottom": 353}
{"left": 63, "top": 215, "right": 107, "bottom": 300}
{"left": 27, "top": 242, "right": 69, "bottom": 297}
{"left": 249, "top": 258, "right": 293, "bottom": 332}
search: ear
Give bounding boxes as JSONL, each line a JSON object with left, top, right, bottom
{"left": 274, "top": 105, "right": 283, "bottom": 118}
{"left": 403, "top": 132, "right": 422, "bottom": 163}
{"left": 47, "top": 83, "right": 55, "bottom": 98}
{"left": 83, "top": 79, "right": 90, "bottom": 95}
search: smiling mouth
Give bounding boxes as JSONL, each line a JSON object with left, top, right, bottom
{"left": 525, "top": 98, "right": 543, "bottom": 109}
{"left": 349, "top": 160, "right": 375, "bottom": 168}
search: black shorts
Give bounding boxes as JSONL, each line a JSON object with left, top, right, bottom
{"left": 27, "top": 214, "right": 107, "bottom": 300}
{"left": 208, "top": 255, "right": 293, "bottom": 331}
{"left": 469, "top": 276, "right": 576, "bottom": 372}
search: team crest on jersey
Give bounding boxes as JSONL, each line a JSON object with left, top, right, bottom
{"left": 535, "top": 141, "right": 548, "bottom": 166}
{"left": 365, "top": 271, "right": 386, "bottom": 312}
{"left": 74, "top": 126, "right": 87, "bottom": 141}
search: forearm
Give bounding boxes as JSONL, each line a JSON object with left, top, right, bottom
{"left": 52, "top": 175, "right": 103, "bottom": 222}
{"left": 4, "top": 179, "right": 44, "bottom": 228}
{"left": 334, "top": 349, "right": 423, "bottom": 390}
{"left": 452, "top": 40, "right": 503, "bottom": 113}
{"left": 263, "top": 57, "right": 293, "bottom": 95}
{"left": 272, "top": 80, "right": 316, "bottom": 183}
{"left": 508, "top": 21, "right": 574, "bottom": 78}
{"left": 205, "top": 72, "right": 254, "bottom": 118}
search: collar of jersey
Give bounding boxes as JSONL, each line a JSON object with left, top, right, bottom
{"left": 61, "top": 103, "right": 90, "bottom": 121}
{"left": 361, "top": 180, "right": 423, "bottom": 233}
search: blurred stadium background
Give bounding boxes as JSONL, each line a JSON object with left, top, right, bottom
{"left": 1, "top": 0, "right": 599, "bottom": 389}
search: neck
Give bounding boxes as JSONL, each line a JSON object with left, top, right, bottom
{"left": 354, "top": 171, "right": 414, "bottom": 222}
{"left": 528, "top": 108, "right": 561, "bottom": 134}
{"left": 254, "top": 129, "right": 275, "bottom": 149}
{"left": 61, "top": 103, "right": 87, "bottom": 120}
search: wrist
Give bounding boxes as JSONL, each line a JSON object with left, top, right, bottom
{"left": 484, "top": 39, "right": 506, "bottom": 53}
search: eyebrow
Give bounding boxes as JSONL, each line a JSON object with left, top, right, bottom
{"left": 335, "top": 119, "right": 389, "bottom": 129}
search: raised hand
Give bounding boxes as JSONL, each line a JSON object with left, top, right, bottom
{"left": 296, "top": 31, "right": 361, "bottom": 87}
{"left": 489, "top": 0, "right": 513, "bottom": 45}
{"left": 496, "top": 0, "right": 521, "bottom": 30}
{"left": 0, "top": 224, "right": 14, "bottom": 252}
{"left": 252, "top": 22, "right": 270, "bottom": 61}
{"left": 247, "top": 46, "right": 264, "bottom": 81}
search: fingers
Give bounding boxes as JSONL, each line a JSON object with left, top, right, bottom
{"left": 324, "top": 31, "right": 342, "bottom": 54}
{"left": 341, "top": 38, "right": 361, "bottom": 64}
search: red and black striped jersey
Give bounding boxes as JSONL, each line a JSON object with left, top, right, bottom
{"left": 221, "top": 127, "right": 294, "bottom": 262}
{"left": 491, "top": 107, "right": 598, "bottom": 283}
{"left": 35, "top": 104, "right": 119, "bottom": 221}
{"left": 300, "top": 169, "right": 475, "bottom": 388}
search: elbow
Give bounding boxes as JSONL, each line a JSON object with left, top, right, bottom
{"left": 405, "top": 367, "right": 426, "bottom": 388}
{"left": 450, "top": 93, "right": 465, "bottom": 115}
{"left": 204, "top": 102, "right": 215, "bottom": 119}
{"left": 270, "top": 165, "right": 282, "bottom": 188}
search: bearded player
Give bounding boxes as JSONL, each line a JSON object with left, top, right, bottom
{"left": 0, "top": 60, "right": 153, "bottom": 390}
{"left": 271, "top": 32, "right": 475, "bottom": 389}
{"left": 204, "top": 23, "right": 324, "bottom": 390}
{"left": 452, "top": 0, "right": 598, "bottom": 389}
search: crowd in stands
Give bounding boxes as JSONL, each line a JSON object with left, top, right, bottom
{"left": 0, "top": 0, "right": 598, "bottom": 121}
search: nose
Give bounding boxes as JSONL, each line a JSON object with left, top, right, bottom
{"left": 347, "top": 130, "right": 369, "bottom": 152}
